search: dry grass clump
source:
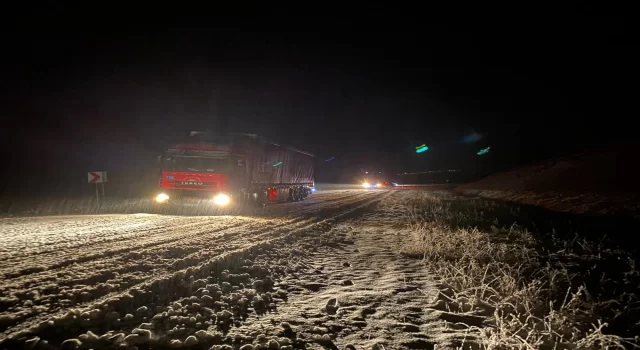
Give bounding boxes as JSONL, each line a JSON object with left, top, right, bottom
{"left": 403, "top": 192, "right": 639, "bottom": 349}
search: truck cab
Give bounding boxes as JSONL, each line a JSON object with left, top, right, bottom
{"left": 155, "top": 141, "right": 238, "bottom": 206}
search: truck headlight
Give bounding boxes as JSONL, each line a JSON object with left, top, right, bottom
{"left": 362, "top": 182, "right": 370, "bottom": 188}
{"left": 213, "top": 193, "right": 231, "bottom": 206}
{"left": 155, "top": 193, "right": 169, "bottom": 203}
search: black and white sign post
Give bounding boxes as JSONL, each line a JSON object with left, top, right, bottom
{"left": 88, "top": 171, "right": 107, "bottom": 205}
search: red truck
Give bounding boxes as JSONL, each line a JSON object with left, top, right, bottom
{"left": 154, "top": 132, "right": 314, "bottom": 206}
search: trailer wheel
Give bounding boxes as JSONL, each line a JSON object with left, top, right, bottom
{"left": 292, "top": 188, "right": 299, "bottom": 202}
{"left": 260, "top": 191, "right": 268, "bottom": 207}
{"left": 250, "top": 191, "right": 267, "bottom": 207}
{"left": 296, "top": 187, "right": 304, "bottom": 201}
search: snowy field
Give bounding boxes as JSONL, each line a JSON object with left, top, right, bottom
{"left": 1, "top": 188, "right": 637, "bottom": 349}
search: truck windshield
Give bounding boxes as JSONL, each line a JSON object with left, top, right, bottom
{"left": 163, "top": 156, "right": 230, "bottom": 173}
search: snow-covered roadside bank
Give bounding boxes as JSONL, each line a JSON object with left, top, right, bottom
{"left": 403, "top": 191, "right": 640, "bottom": 349}
{"left": 456, "top": 188, "right": 640, "bottom": 218}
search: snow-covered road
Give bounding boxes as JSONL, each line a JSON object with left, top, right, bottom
{"left": 0, "top": 189, "right": 393, "bottom": 347}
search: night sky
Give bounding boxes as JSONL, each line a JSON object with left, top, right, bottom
{"left": 1, "top": 4, "right": 635, "bottom": 195}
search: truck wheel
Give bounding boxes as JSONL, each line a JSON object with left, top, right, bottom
{"left": 296, "top": 187, "right": 304, "bottom": 201}
{"left": 260, "top": 191, "right": 268, "bottom": 206}
{"left": 292, "top": 188, "right": 299, "bottom": 202}
{"left": 251, "top": 191, "right": 266, "bottom": 207}
{"left": 296, "top": 187, "right": 303, "bottom": 201}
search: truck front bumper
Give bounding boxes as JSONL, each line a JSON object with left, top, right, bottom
{"left": 154, "top": 191, "right": 232, "bottom": 207}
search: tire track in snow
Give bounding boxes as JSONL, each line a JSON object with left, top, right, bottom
{"left": 2, "top": 191, "right": 374, "bottom": 285}
{"left": 0, "top": 217, "right": 248, "bottom": 277}
{"left": 2, "top": 219, "right": 286, "bottom": 311}
{"left": 0, "top": 191, "right": 374, "bottom": 278}
{"left": 0, "top": 190, "right": 388, "bottom": 341}
{"left": 266, "top": 190, "right": 379, "bottom": 218}
{"left": 2, "top": 191, "right": 375, "bottom": 280}
{"left": 0, "top": 215, "right": 184, "bottom": 258}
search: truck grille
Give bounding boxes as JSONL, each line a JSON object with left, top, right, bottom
{"left": 172, "top": 181, "right": 214, "bottom": 189}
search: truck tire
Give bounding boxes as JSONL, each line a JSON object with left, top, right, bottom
{"left": 260, "top": 190, "right": 268, "bottom": 206}
{"left": 296, "top": 187, "right": 304, "bottom": 201}
{"left": 297, "top": 187, "right": 304, "bottom": 201}
{"left": 250, "top": 191, "right": 267, "bottom": 207}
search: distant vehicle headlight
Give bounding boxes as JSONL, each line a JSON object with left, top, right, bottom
{"left": 376, "top": 183, "right": 381, "bottom": 187}
{"left": 362, "top": 182, "right": 370, "bottom": 188}
{"left": 155, "top": 193, "right": 169, "bottom": 203}
{"left": 213, "top": 193, "right": 231, "bottom": 206}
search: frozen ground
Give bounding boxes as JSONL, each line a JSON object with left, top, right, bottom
{"left": 1, "top": 189, "right": 420, "bottom": 348}
{"left": 3, "top": 188, "right": 636, "bottom": 349}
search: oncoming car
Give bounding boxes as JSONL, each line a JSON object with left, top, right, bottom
{"left": 361, "top": 178, "right": 394, "bottom": 189}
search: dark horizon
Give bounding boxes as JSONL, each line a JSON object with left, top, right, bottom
{"left": 1, "top": 4, "right": 635, "bottom": 195}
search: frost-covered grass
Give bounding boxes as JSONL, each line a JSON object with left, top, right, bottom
{"left": 403, "top": 191, "right": 640, "bottom": 349}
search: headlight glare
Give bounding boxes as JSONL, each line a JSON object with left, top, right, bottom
{"left": 155, "top": 193, "right": 169, "bottom": 203}
{"left": 213, "top": 193, "right": 231, "bottom": 206}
